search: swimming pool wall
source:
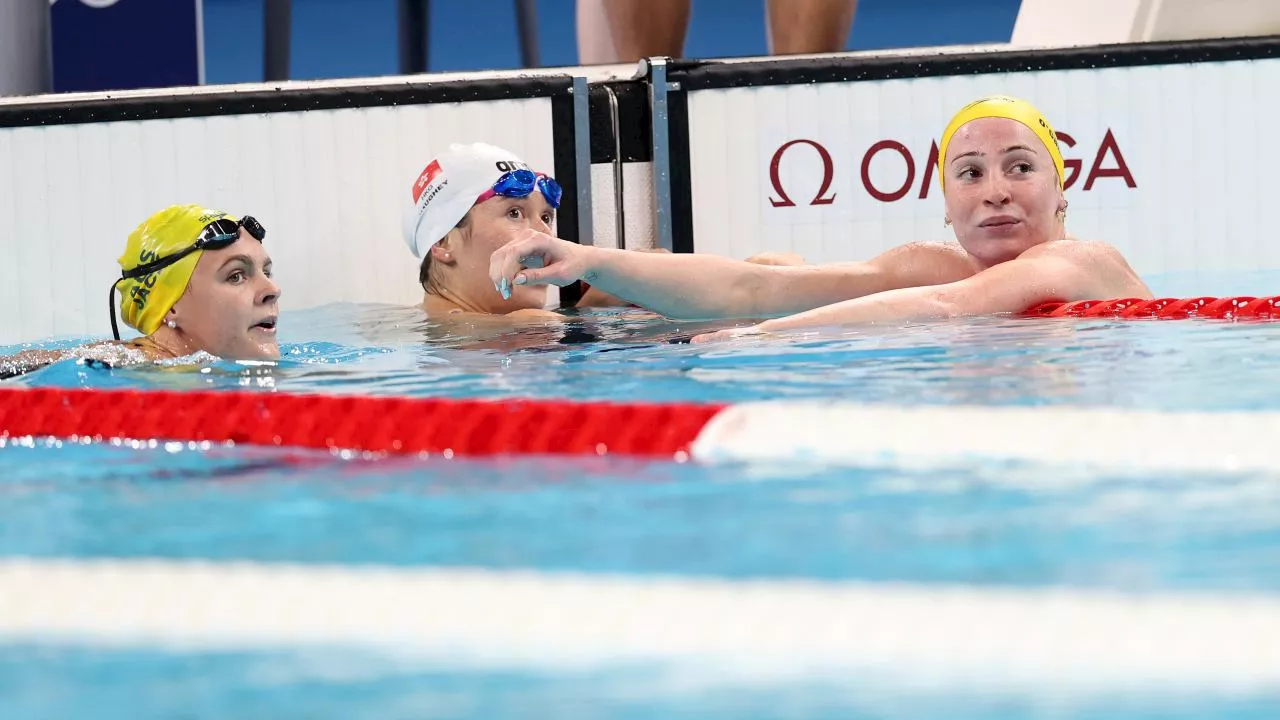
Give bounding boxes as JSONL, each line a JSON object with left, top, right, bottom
{"left": 0, "top": 36, "right": 1278, "bottom": 344}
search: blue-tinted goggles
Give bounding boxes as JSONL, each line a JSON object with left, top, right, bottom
{"left": 477, "top": 169, "right": 562, "bottom": 209}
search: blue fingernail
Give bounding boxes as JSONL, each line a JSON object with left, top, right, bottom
{"left": 499, "top": 277, "right": 511, "bottom": 299}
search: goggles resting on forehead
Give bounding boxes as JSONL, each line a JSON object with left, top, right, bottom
{"left": 108, "top": 216, "right": 266, "bottom": 341}
{"left": 120, "top": 217, "right": 265, "bottom": 280}
{"left": 476, "top": 169, "right": 562, "bottom": 209}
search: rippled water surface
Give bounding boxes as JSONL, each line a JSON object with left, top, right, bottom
{"left": 5, "top": 300, "right": 1280, "bottom": 410}
{"left": 2, "top": 270, "right": 1278, "bottom": 719}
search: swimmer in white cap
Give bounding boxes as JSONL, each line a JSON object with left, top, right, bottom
{"left": 404, "top": 142, "right": 804, "bottom": 322}
{"left": 403, "top": 142, "right": 567, "bottom": 319}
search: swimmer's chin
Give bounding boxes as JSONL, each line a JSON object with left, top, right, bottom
{"left": 246, "top": 342, "right": 282, "bottom": 362}
{"left": 209, "top": 341, "right": 281, "bottom": 363}
{"left": 259, "top": 341, "right": 282, "bottom": 360}
{"left": 202, "top": 340, "right": 280, "bottom": 363}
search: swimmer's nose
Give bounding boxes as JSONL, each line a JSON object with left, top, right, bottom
{"left": 983, "top": 174, "right": 1012, "bottom": 205}
{"left": 258, "top": 274, "right": 281, "bottom": 304}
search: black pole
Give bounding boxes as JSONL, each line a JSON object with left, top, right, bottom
{"left": 515, "top": 0, "right": 540, "bottom": 68}
{"left": 263, "top": 0, "right": 292, "bottom": 82}
{"left": 398, "top": 0, "right": 431, "bottom": 74}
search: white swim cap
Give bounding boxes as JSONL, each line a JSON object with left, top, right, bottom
{"left": 401, "top": 142, "right": 536, "bottom": 258}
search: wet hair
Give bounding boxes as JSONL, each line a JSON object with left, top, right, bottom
{"left": 419, "top": 211, "right": 471, "bottom": 292}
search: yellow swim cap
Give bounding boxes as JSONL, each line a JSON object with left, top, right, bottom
{"left": 936, "top": 96, "right": 1065, "bottom": 192}
{"left": 116, "top": 205, "right": 237, "bottom": 335}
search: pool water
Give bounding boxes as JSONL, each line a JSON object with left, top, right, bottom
{"left": 8, "top": 302, "right": 1280, "bottom": 410}
{"left": 1, "top": 294, "right": 1278, "bottom": 718}
{"left": 3, "top": 443, "right": 1278, "bottom": 589}
{"left": 2, "top": 644, "right": 1276, "bottom": 720}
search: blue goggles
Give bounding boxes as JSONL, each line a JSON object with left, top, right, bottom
{"left": 477, "top": 169, "right": 562, "bottom": 209}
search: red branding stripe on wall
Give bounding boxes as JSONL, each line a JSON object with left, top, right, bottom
{"left": 0, "top": 388, "right": 725, "bottom": 458}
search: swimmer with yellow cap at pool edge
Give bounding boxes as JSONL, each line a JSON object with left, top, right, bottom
{"left": 0, "top": 204, "right": 280, "bottom": 378}
{"left": 486, "top": 96, "right": 1153, "bottom": 339}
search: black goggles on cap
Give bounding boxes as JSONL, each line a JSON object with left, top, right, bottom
{"left": 108, "top": 216, "right": 266, "bottom": 341}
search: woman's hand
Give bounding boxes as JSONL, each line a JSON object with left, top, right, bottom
{"left": 489, "top": 229, "right": 597, "bottom": 299}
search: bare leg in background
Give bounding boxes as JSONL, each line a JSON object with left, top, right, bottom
{"left": 576, "top": 0, "right": 618, "bottom": 65}
{"left": 766, "top": 0, "right": 858, "bottom": 55}
{"left": 576, "top": 0, "right": 692, "bottom": 64}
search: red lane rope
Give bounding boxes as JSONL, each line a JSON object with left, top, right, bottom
{"left": 0, "top": 388, "right": 725, "bottom": 459}
{"left": 1021, "top": 296, "right": 1280, "bottom": 320}
{"left": 2, "top": 297, "right": 1272, "bottom": 457}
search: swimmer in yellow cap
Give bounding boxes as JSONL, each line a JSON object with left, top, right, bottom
{"left": 109, "top": 204, "right": 280, "bottom": 359}
{"left": 0, "top": 205, "right": 280, "bottom": 378}
{"left": 485, "top": 95, "right": 1152, "bottom": 339}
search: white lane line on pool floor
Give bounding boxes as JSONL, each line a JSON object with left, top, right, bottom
{"left": 693, "top": 403, "right": 1280, "bottom": 472}
{"left": 0, "top": 559, "right": 1277, "bottom": 691}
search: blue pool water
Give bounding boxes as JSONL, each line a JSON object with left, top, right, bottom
{"left": 2, "top": 444, "right": 1277, "bottom": 589}
{"left": 8, "top": 302, "right": 1280, "bottom": 410}
{"left": 3, "top": 644, "right": 1276, "bottom": 720}
{"left": 1, "top": 298, "right": 1279, "bottom": 718}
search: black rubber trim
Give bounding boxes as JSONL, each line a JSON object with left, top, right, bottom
{"left": 0, "top": 75, "right": 574, "bottom": 128}
{"left": 667, "top": 88, "right": 694, "bottom": 255}
{"left": 588, "top": 82, "right": 652, "bottom": 163}
{"left": 551, "top": 93, "right": 579, "bottom": 247}
{"left": 668, "top": 35, "right": 1280, "bottom": 90}
{"left": 551, "top": 92, "right": 585, "bottom": 307}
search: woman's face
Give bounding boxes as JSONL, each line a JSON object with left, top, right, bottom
{"left": 438, "top": 193, "right": 556, "bottom": 313}
{"left": 942, "top": 117, "right": 1066, "bottom": 268}
{"left": 168, "top": 229, "right": 281, "bottom": 360}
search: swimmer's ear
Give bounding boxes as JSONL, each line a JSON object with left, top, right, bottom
{"left": 429, "top": 242, "right": 456, "bottom": 267}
